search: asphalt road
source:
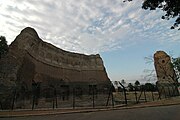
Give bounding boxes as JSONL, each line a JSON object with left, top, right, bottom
{"left": 1, "top": 105, "right": 180, "bottom": 120}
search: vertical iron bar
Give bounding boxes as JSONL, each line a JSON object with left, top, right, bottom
{"left": 143, "top": 89, "right": 147, "bottom": 102}
{"left": 151, "top": 91, "right": 154, "bottom": 101}
{"left": 92, "top": 85, "right": 95, "bottom": 108}
{"left": 168, "top": 86, "right": 171, "bottom": 97}
{"left": 73, "top": 87, "right": 75, "bottom": 109}
{"left": 118, "top": 82, "right": 127, "bottom": 105}
{"left": 124, "top": 88, "right": 127, "bottom": 105}
{"left": 106, "top": 86, "right": 112, "bottom": 106}
{"left": 137, "top": 89, "right": 143, "bottom": 103}
{"left": 111, "top": 88, "right": 114, "bottom": 107}
{"left": 157, "top": 86, "right": 161, "bottom": 100}
{"left": 164, "top": 86, "right": 167, "bottom": 98}
{"left": 171, "top": 85, "right": 175, "bottom": 96}
{"left": 53, "top": 97, "right": 55, "bottom": 109}
{"left": 52, "top": 87, "right": 55, "bottom": 109}
{"left": 55, "top": 88, "right": 58, "bottom": 108}
{"left": 32, "top": 95, "right": 35, "bottom": 110}
{"left": 134, "top": 88, "right": 138, "bottom": 103}
{"left": 11, "top": 89, "right": 16, "bottom": 110}
{"left": 0, "top": 101, "right": 2, "bottom": 110}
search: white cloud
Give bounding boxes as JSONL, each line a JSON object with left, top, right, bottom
{"left": 0, "top": 0, "right": 179, "bottom": 54}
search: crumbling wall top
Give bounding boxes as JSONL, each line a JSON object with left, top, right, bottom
{"left": 20, "top": 27, "right": 39, "bottom": 39}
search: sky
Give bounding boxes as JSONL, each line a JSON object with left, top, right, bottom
{"left": 0, "top": 0, "right": 180, "bottom": 84}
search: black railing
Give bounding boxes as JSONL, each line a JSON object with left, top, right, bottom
{"left": 0, "top": 81, "right": 179, "bottom": 111}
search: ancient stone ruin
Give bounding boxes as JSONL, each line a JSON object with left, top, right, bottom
{"left": 154, "top": 51, "right": 179, "bottom": 97}
{"left": 0, "top": 27, "right": 111, "bottom": 109}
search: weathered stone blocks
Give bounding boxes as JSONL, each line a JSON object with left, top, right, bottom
{"left": 154, "top": 51, "right": 179, "bottom": 97}
{"left": 0, "top": 27, "right": 111, "bottom": 109}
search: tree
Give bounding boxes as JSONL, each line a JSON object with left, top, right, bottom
{"left": 121, "top": 79, "right": 126, "bottom": 85}
{"left": 143, "top": 55, "right": 157, "bottom": 83}
{"left": 0, "top": 36, "right": 8, "bottom": 59}
{"left": 114, "top": 81, "right": 119, "bottom": 87}
{"left": 172, "top": 57, "right": 180, "bottom": 81}
{"left": 134, "top": 80, "right": 140, "bottom": 86}
{"left": 124, "top": 0, "right": 180, "bottom": 30}
{"left": 144, "top": 83, "right": 156, "bottom": 91}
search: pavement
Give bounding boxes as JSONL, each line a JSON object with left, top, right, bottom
{"left": 0, "top": 96, "right": 180, "bottom": 118}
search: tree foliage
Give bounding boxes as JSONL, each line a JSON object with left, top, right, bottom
{"left": 121, "top": 79, "right": 126, "bottom": 85}
{"left": 134, "top": 80, "right": 140, "bottom": 86}
{"left": 0, "top": 36, "right": 8, "bottom": 59}
{"left": 144, "top": 83, "right": 157, "bottom": 91}
{"left": 172, "top": 57, "right": 180, "bottom": 80}
{"left": 124, "top": 0, "right": 180, "bottom": 30}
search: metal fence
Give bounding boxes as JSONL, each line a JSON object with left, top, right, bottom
{"left": 0, "top": 81, "right": 179, "bottom": 110}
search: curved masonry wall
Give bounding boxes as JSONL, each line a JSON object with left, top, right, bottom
{"left": 0, "top": 27, "right": 111, "bottom": 96}
{"left": 15, "top": 27, "right": 104, "bottom": 71}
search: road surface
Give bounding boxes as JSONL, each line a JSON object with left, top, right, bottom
{"left": 1, "top": 105, "right": 180, "bottom": 120}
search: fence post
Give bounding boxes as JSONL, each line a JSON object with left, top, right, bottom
{"left": 134, "top": 87, "right": 138, "bottom": 103}
{"left": 171, "top": 85, "right": 175, "bottom": 96}
{"left": 111, "top": 89, "right": 114, "bottom": 107}
{"left": 32, "top": 94, "right": 35, "bottom": 110}
{"left": 92, "top": 85, "right": 95, "bottom": 108}
{"left": 0, "top": 101, "right": 2, "bottom": 110}
{"left": 151, "top": 91, "right": 154, "bottom": 101}
{"left": 52, "top": 87, "right": 58, "bottom": 109}
{"left": 157, "top": 86, "right": 161, "bottom": 100}
{"left": 51, "top": 86, "right": 55, "bottom": 109}
{"left": 72, "top": 87, "right": 75, "bottom": 109}
{"left": 143, "top": 88, "right": 147, "bottom": 102}
{"left": 119, "top": 82, "right": 127, "bottom": 105}
{"left": 167, "top": 86, "right": 171, "bottom": 97}
{"left": 55, "top": 88, "right": 58, "bottom": 108}
{"left": 175, "top": 83, "right": 180, "bottom": 96}
{"left": 137, "top": 88, "right": 143, "bottom": 103}
{"left": 124, "top": 88, "right": 127, "bottom": 105}
{"left": 163, "top": 86, "right": 167, "bottom": 98}
{"left": 11, "top": 89, "right": 16, "bottom": 110}
{"left": 106, "top": 85, "right": 112, "bottom": 106}
{"left": 53, "top": 97, "right": 55, "bottom": 109}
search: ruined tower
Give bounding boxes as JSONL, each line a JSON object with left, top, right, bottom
{"left": 154, "top": 51, "right": 179, "bottom": 97}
